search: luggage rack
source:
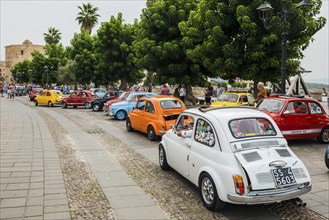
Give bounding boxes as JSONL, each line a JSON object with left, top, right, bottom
{"left": 198, "top": 105, "right": 256, "bottom": 113}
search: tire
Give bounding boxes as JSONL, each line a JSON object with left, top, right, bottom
{"left": 115, "top": 110, "right": 127, "bottom": 120}
{"left": 317, "top": 127, "right": 329, "bottom": 144}
{"left": 84, "top": 102, "right": 90, "bottom": 109}
{"left": 48, "top": 101, "right": 54, "bottom": 107}
{"left": 61, "top": 102, "right": 68, "bottom": 108}
{"left": 199, "top": 173, "right": 225, "bottom": 211}
{"left": 92, "top": 103, "right": 102, "bottom": 111}
{"left": 325, "top": 146, "right": 329, "bottom": 169}
{"left": 159, "top": 144, "right": 170, "bottom": 170}
{"left": 147, "top": 125, "right": 159, "bottom": 141}
{"left": 73, "top": 106, "right": 77, "bottom": 108}
{"left": 126, "top": 117, "right": 134, "bottom": 132}
{"left": 34, "top": 100, "right": 38, "bottom": 106}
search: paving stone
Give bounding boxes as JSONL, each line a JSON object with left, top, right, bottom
{"left": 44, "top": 193, "right": 67, "bottom": 200}
{"left": 29, "top": 182, "right": 44, "bottom": 189}
{"left": 0, "top": 198, "right": 27, "bottom": 208}
{"left": 28, "top": 189, "right": 44, "bottom": 197}
{"left": 44, "top": 212, "right": 71, "bottom": 220}
{"left": 44, "top": 205, "right": 70, "bottom": 213}
{"left": 44, "top": 198, "right": 68, "bottom": 206}
{"left": 26, "top": 196, "right": 44, "bottom": 206}
{"left": 0, "top": 190, "right": 28, "bottom": 199}
{"left": 0, "top": 207, "right": 25, "bottom": 218}
{"left": 25, "top": 205, "right": 44, "bottom": 217}
{"left": 6, "top": 183, "right": 29, "bottom": 190}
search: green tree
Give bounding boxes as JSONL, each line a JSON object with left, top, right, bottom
{"left": 11, "top": 60, "right": 32, "bottom": 83}
{"left": 44, "top": 27, "right": 62, "bottom": 44}
{"left": 96, "top": 13, "right": 144, "bottom": 89}
{"left": 181, "top": 0, "right": 326, "bottom": 92}
{"left": 76, "top": 3, "right": 100, "bottom": 34}
{"left": 69, "top": 32, "right": 97, "bottom": 86}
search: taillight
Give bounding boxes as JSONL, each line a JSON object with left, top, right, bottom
{"left": 233, "top": 175, "right": 245, "bottom": 195}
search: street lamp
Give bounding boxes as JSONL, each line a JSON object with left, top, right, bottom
{"left": 43, "top": 66, "right": 53, "bottom": 88}
{"left": 19, "top": 72, "right": 24, "bottom": 84}
{"left": 257, "top": 0, "right": 312, "bottom": 94}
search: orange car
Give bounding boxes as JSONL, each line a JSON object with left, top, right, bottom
{"left": 126, "top": 96, "right": 186, "bottom": 141}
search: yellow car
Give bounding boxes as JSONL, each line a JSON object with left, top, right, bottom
{"left": 34, "top": 90, "right": 64, "bottom": 107}
{"left": 211, "top": 92, "right": 255, "bottom": 107}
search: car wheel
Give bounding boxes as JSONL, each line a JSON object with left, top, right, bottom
{"left": 126, "top": 118, "right": 134, "bottom": 132}
{"left": 61, "top": 102, "right": 68, "bottom": 108}
{"left": 34, "top": 100, "right": 38, "bottom": 106}
{"left": 48, "top": 101, "right": 54, "bottom": 107}
{"left": 159, "top": 144, "right": 170, "bottom": 170}
{"left": 73, "top": 106, "right": 77, "bottom": 108}
{"left": 317, "top": 127, "right": 329, "bottom": 144}
{"left": 92, "top": 103, "right": 101, "bottom": 111}
{"left": 84, "top": 102, "right": 90, "bottom": 109}
{"left": 147, "top": 125, "right": 159, "bottom": 141}
{"left": 199, "top": 173, "right": 225, "bottom": 211}
{"left": 325, "top": 146, "right": 329, "bottom": 169}
{"left": 115, "top": 110, "right": 127, "bottom": 120}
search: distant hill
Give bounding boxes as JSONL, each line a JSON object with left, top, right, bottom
{"left": 305, "top": 82, "right": 329, "bottom": 90}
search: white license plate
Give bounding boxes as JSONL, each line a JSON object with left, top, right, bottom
{"left": 271, "top": 167, "right": 296, "bottom": 186}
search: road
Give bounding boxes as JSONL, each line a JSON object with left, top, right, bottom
{"left": 1, "top": 96, "right": 328, "bottom": 219}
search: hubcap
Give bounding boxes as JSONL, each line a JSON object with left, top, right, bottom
{"left": 94, "top": 105, "right": 100, "bottom": 111}
{"left": 202, "top": 178, "right": 214, "bottom": 204}
{"left": 148, "top": 128, "right": 154, "bottom": 138}
{"left": 117, "top": 111, "right": 125, "bottom": 119}
{"left": 323, "top": 129, "right": 329, "bottom": 142}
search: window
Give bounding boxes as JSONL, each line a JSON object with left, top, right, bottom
{"left": 47, "top": 92, "right": 51, "bottom": 96}
{"left": 229, "top": 118, "right": 277, "bottom": 138}
{"left": 145, "top": 101, "right": 155, "bottom": 113}
{"left": 160, "top": 100, "right": 182, "bottom": 109}
{"left": 81, "top": 92, "right": 87, "bottom": 97}
{"left": 176, "top": 115, "right": 194, "bottom": 132}
{"left": 308, "top": 102, "right": 323, "bottom": 114}
{"left": 21, "top": 50, "right": 24, "bottom": 55}
{"left": 136, "top": 100, "right": 145, "bottom": 110}
{"left": 195, "top": 118, "right": 215, "bottom": 147}
{"left": 284, "top": 101, "right": 307, "bottom": 114}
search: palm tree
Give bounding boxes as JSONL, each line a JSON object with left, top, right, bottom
{"left": 76, "top": 3, "right": 100, "bottom": 34}
{"left": 43, "top": 27, "right": 62, "bottom": 44}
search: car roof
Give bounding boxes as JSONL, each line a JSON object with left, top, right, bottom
{"left": 141, "top": 95, "right": 180, "bottom": 101}
{"left": 265, "top": 95, "right": 319, "bottom": 102}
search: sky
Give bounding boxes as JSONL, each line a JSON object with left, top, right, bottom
{"left": 1, "top": 0, "right": 328, "bottom": 84}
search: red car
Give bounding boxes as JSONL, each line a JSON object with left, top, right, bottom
{"left": 61, "top": 90, "right": 96, "bottom": 108}
{"left": 29, "top": 88, "right": 43, "bottom": 101}
{"left": 257, "top": 96, "right": 329, "bottom": 143}
{"left": 104, "top": 91, "right": 131, "bottom": 114}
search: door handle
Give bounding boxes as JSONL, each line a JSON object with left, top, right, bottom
{"left": 306, "top": 117, "right": 311, "bottom": 120}
{"left": 185, "top": 143, "right": 191, "bottom": 148}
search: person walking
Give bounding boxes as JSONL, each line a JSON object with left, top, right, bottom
{"left": 256, "top": 82, "right": 267, "bottom": 103}
{"left": 205, "top": 88, "right": 212, "bottom": 105}
{"left": 10, "top": 83, "right": 16, "bottom": 99}
{"left": 179, "top": 84, "right": 186, "bottom": 102}
{"left": 160, "top": 84, "right": 170, "bottom": 95}
{"left": 216, "top": 84, "right": 224, "bottom": 100}
{"left": 0, "top": 82, "right": 4, "bottom": 97}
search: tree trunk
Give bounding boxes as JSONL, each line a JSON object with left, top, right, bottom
{"left": 146, "top": 70, "right": 153, "bottom": 92}
{"left": 120, "top": 75, "right": 128, "bottom": 90}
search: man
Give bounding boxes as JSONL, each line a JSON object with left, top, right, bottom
{"left": 216, "top": 84, "right": 224, "bottom": 99}
{"left": 256, "top": 82, "right": 267, "bottom": 103}
{"left": 179, "top": 84, "right": 186, "bottom": 102}
{"left": 0, "top": 82, "right": 4, "bottom": 97}
{"left": 160, "top": 84, "right": 170, "bottom": 95}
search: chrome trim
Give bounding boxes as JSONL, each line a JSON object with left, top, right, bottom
{"left": 158, "top": 130, "right": 166, "bottom": 134}
{"left": 227, "top": 183, "right": 311, "bottom": 204}
{"left": 269, "top": 160, "right": 287, "bottom": 168}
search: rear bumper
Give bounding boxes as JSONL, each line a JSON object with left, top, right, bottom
{"left": 227, "top": 182, "right": 312, "bottom": 204}
{"left": 158, "top": 130, "right": 166, "bottom": 134}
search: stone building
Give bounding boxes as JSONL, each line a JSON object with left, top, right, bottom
{"left": 0, "top": 61, "right": 5, "bottom": 81}
{"left": 4, "top": 39, "right": 44, "bottom": 82}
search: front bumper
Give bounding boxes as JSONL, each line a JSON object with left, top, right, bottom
{"left": 227, "top": 182, "right": 312, "bottom": 204}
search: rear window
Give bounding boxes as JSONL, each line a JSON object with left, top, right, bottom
{"left": 160, "top": 100, "right": 182, "bottom": 109}
{"left": 229, "top": 118, "right": 277, "bottom": 138}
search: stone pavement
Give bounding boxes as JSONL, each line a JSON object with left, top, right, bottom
{"left": 0, "top": 98, "right": 70, "bottom": 219}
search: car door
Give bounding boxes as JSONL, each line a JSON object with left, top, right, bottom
{"left": 130, "top": 100, "right": 146, "bottom": 131}
{"left": 79, "top": 92, "right": 89, "bottom": 105}
{"left": 166, "top": 114, "right": 195, "bottom": 177}
{"left": 307, "top": 101, "right": 326, "bottom": 137}
{"left": 38, "top": 91, "right": 48, "bottom": 104}
{"left": 68, "top": 92, "right": 79, "bottom": 105}
{"left": 280, "top": 101, "right": 311, "bottom": 139}
{"left": 142, "top": 101, "right": 157, "bottom": 133}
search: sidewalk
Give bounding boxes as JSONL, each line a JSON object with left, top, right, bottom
{"left": 0, "top": 98, "right": 70, "bottom": 219}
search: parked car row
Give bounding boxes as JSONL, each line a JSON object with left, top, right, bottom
{"left": 30, "top": 89, "right": 329, "bottom": 211}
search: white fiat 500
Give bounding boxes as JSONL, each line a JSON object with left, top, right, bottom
{"left": 159, "top": 106, "right": 311, "bottom": 211}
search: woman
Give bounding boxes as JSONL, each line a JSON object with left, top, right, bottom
{"left": 256, "top": 82, "right": 267, "bottom": 103}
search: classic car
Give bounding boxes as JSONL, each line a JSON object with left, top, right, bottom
{"left": 159, "top": 106, "right": 311, "bottom": 210}
{"left": 29, "top": 87, "right": 43, "bottom": 101}
{"left": 325, "top": 145, "right": 329, "bottom": 169}
{"left": 90, "top": 88, "right": 107, "bottom": 98}
{"left": 15, "top": 86, "right": 28, "bottom": 96}
{"left": 90, "top": 90, "right": 123, "bottom": 111}
{"left": 211, "top": 92, "right": 255, "bottom": 107}
{"left": 61, "top": 90, "right": 96, "bottom": 109}
{"left": 109, "top": 92, "right": 157, "bottom": 120}
{"left": 257, "top": 96, "right": 329, "bottom": 143}
{"left": 104, "top": 91, "right": 131, "bottom": 114}
{"left": 126, "top": 96, "right": 186, "bottom": 141}
{"left": 34, "top": 90, "right": 64, "bottom": 107}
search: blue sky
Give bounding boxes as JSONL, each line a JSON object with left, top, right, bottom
{"left": 1, "top": 0, "right": 328, "bottom": 84}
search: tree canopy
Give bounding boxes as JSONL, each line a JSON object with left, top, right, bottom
{"left": 44, "top": 27, "right": 62, "bottom": 44}
{"left": 76, "top": 3, "right": 100, "bottom": 34}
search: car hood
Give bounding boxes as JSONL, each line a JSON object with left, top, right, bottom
{"left": 233, "top": 139, "right": 311, "bottom": 190}
{"left": 111, "top": 100, "right": 130, "bottom": 108}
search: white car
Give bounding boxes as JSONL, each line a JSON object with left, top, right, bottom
{"left": 159, "top": 106, "right": 312, "bottom": 211}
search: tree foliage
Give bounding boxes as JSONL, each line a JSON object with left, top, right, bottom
{"left": 76, "top": 3, "right": 100, "bottom": 34}
{"left": 44, "top": 27, "right": 62, "bottom": 44}
{"left": 96, "top": 13, "right": 143, "bottom": 89}
{"left": 180, "top": 0, "right": 326, "bottom": 86}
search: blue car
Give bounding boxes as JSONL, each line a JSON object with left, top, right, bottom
{"left": 109, "top": 92, "right": 157, "bottom": 120}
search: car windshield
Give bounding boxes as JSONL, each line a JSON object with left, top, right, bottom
{"left": 53, "top": 91, "right": 62, "bottom": 95}
{"left": 160, "top": 100, "right": 182, "bottom": 109}
{"left": 229, "top": 118, "right": 277, "bottom": 139}
{"left": 257, "top": 99, "right": 283, "bottom": 113}
{"left": 218, "top": 94, "right": 238, "bottom": 102}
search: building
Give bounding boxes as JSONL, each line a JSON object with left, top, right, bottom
{"left": 4, "top": 39, "right": 44, "bottom": 82}
{"left": 0, "top": 61, "right": 5, "bottom": 81}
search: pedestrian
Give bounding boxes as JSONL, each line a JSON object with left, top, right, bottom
{"left": 205, "top": 88, "right": 212, "bottom": 105}
{"left": 179, "top": 84, "right": 186, "bottom": 103}
{"left": 160, "top": 84, "right": 170, "bottom": 95}
{"left": 207, "top": 83, "right": 214, "bottom": 95}
{"left": 256, "top": 82, "right": 267, "bottom": 103}
{"left": 0, "top": 81, "right": 4, "bottom": 97}
{"left": 10, "top": 83, "right": 16, "bottom": 99}
{"left": 216, "top": 84, "right": 224, "bottom": 100}
{"left": 7, "top": 84, "right": 12, "bottom": 99}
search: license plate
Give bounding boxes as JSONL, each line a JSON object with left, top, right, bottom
{"left": 271, "top": 167, "right": 296, "bottom": 186}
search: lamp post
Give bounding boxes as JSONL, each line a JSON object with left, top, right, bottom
{"left": 43, "top": 66, "right": 53, "bottom": 88}
{"left": 19, "top": 72, "right": 24, "bottom": 84}
{"left": 257, "top": 0, "right": 312, "bottom": 94}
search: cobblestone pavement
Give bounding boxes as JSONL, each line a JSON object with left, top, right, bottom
{"left": 1, "top": 96, "right": 328, "bottom": 220}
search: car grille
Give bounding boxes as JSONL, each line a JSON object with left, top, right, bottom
{"left": 255, "top": 168, "right": 307, "bottom": 185}
{"left": 242, "top": 151, "right": 262, "bottom": 162}
{"left": 275, "top": 149, "right": 291, "bottom": 157}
